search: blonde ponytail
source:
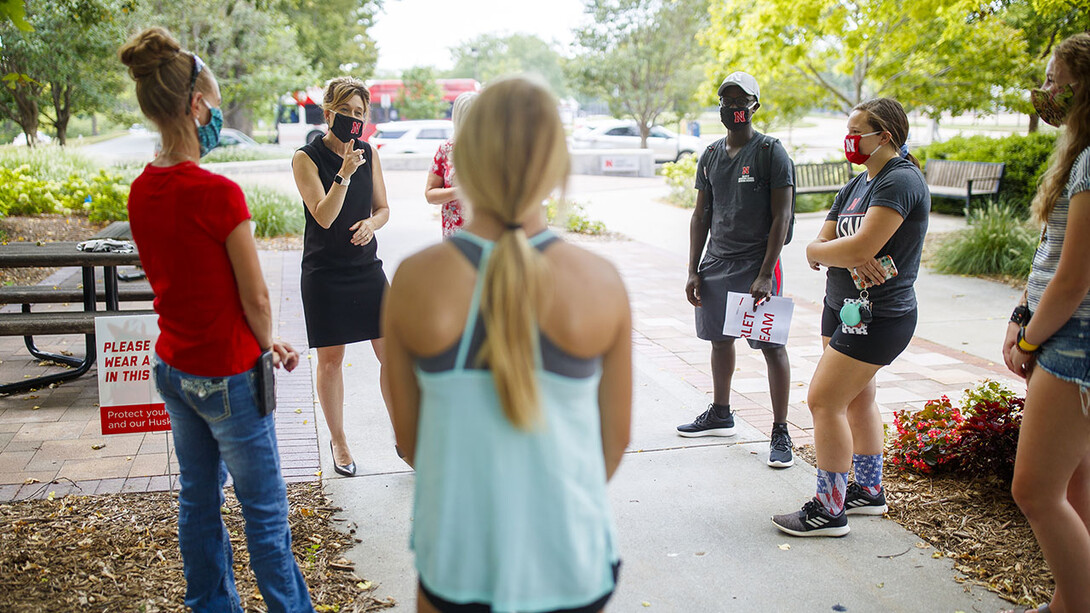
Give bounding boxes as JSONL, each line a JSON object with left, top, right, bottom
{"left": 452, "top": 76, "right": 570, "bottom": 430}
{"left": 478, "top": 230, "right": 549, "bottom": 429}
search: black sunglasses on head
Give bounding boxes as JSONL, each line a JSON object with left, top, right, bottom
{"left": 185, "top": 53, "right": 205, "bottom": 115}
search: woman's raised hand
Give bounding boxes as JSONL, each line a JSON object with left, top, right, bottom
{"left": 339, "top": 146, "right": 367, "bottom": 179}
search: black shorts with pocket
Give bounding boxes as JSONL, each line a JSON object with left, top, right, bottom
{"left": 820, "top": 304, "right": 917, "bottom": 366}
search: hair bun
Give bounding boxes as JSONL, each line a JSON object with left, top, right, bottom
{"left": 119, "top": 27, "right": 182, "bottom": 80}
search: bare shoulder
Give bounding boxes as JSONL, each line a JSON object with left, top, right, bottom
{"left": 388, "top": 242, "right": 475, "bottom": 355}
{"left": 292, "top": 149, "right": 315, "bottom": 171}
{"left": 546, "top": 240, "right": 626, "bottom": 298}
{"left": 541, "top": 240, "right": 629, "bottom": 356}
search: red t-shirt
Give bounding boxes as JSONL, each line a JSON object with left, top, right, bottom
{"left": 127, "top": 162, "right": 261, "bottom": 376}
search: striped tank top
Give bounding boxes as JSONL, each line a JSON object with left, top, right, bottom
{"left": 410, "top": 230, "right": 619, "bottom": 613}
{"left": 1028, "top": 146, "right": 1090, "bottom": 319}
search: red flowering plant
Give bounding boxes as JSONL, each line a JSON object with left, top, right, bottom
{"left": 952, "top": 380, "right": 1024, "bottom": 481}
{"left": 890, "top": 396, "right": 965, "bottom": 473}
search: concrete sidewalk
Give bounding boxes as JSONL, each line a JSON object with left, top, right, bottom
{"left": 312, "top": 170, "right": 1017, "bottom": 611}
{"left": 0, "top": 168, "right": 1024, "bottom": 610}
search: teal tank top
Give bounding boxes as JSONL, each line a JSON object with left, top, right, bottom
{"left": 411, "top": 230, "right": 619, "bottom": 612}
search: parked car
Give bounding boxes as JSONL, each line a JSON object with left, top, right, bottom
{"left": 369, "top": 120, "right": 453, "bottom": 154}
{"left": 153, "top": 128, "right": 270, "bottom": 156}
{"left": 10, "top": 132, "right": 53, "bottom": 146}
{"left": 570, "top": 120, "right": 701, "bottom": 163}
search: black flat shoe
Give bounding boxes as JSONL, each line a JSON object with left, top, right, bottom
{"left": 330, "top": 441, "right": 356, "bottom": 477}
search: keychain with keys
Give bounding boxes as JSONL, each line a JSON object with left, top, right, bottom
{"left": 840, "top": 289, "right": 873, "bottom": 335}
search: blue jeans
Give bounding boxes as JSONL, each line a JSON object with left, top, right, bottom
{"left": 154, "top": 356, "right": 314, "bottom": 613}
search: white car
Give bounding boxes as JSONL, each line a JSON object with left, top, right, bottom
{"left": 571, "top": 120, "right": 701, "bottom": 163}
{"left": 10, "top": 132, "right": 53, "bottom": 146}
{"left": 369, "top": 120, "right": 453, "bottom": 154}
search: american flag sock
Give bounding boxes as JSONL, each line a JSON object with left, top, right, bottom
{"left": 853, "top": 453, "right": 883, "bottom": 496}
{"left": 815, "top": 469, "right": 848, "bottom": 516}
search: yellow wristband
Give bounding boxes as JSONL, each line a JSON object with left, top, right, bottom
{"left": 1017, "top": 328, "right": 1040, "bottom": 353}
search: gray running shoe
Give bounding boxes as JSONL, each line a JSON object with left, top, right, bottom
{"left": 768, "top": 424, "right": 794, "bottom": 468}
{"left": 772, "top": 498, "right": 850, "bottom": 537}
{"left": 844, "top": 482, "right": 888, "bottom": 515}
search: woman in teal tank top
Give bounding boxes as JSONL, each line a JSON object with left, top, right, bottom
{"left": 382, "top": 76, "right": 633, "bottom": 613}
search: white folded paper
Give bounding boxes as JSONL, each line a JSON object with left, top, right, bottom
{"left": 723, "top": 292, "right": 794, "bottom": 345}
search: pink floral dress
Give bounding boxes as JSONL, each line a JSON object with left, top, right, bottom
{"left": 430, "top": 140, "right": 464, "bottom": 238}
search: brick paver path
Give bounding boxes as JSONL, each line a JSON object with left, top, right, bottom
{"left": 0, "top": 251, "right": 318, "bottom": 501}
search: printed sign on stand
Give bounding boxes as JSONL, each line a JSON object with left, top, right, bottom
{"left": 95, "top": 314, "right": 169, "bottom": 435}
{"left": 723, "top": 292, "right": 794, "bottom": 346}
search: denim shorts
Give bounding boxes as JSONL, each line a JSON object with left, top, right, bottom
{"left": 1037, "top": 317, "right": 1090, "bottom": 390}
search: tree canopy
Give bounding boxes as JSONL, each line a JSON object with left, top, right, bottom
{"left": 398, "top": 66, "right": 445, "bottom": 120}
{"left": 569, "top": 0, "right": 710, "bottom": 148}
{"left": 448, "top": 33, "right": 568, "bottom": 96}
{"left": 702, "top": 0, "right": 1027, "bottom": 120}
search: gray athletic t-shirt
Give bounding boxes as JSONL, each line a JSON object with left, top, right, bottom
{"left": 824, "top": 156, "right": 930, "bottom": 315}
{"left": 695, "top": 133, "right": 794, "bottom": 260}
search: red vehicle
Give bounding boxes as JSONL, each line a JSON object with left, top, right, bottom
{"left": 275, "top": 79, "right": 481, "bottom": 148}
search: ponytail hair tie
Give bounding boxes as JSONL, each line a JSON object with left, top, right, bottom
{"left": 505, "top": 223, "right": 523, "bottom": 231}
{"left": 899, "top": 143, "right": 909, "bottom": 158}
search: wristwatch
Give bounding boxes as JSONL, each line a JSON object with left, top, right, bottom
{"left": 334, "top": 174, "right": 350, "bottom": 187}
{"left": 1010, "top": 304, "right": 1030, "bottom": 326}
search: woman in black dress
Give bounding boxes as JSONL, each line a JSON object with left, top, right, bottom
{"left": 291, "top": 76, "right": 390, "bottom": 477}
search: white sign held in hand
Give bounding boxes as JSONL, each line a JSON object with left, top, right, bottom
{"left": 723, "top": 292, "right": 794, "bottom": 345}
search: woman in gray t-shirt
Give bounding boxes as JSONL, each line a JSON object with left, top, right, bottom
{"left": 1005, "top": 33, "right": 1090, "bottom": 613}
{"left": 773, "top": 98, "right": 929, "bottom": 538}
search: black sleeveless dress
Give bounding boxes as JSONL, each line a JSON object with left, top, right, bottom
{"left": 297, "top": 138, "right": 387, "bottom": 347}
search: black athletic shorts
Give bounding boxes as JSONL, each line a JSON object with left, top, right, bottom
{"left": 820, "top": 304, "right": 917, "bottom": 366}
{"left": 419, "top": 562, "right": 621, "bottom": 613}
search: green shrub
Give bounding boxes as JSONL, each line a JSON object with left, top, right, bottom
{"left": 659, "top": 155, "right": 697, "bottom": 208}
{"left": 933, "top": 203, "right": 1037, "bottom": 278}
{"left": 203, "top": 147, "right": 291, "bottom": 164}
{"left": 915, "top": 132, "right": 1057, "bottom": 213}
{"left": 0, "top": 144, "right": 99, "bottom": 182}
{"left": 543, "top": 197, "right": 607, "bottom": 235}
{"left": 245, "top": 186, "right": 304, "bottom": 238}
{"left": 0, "top": 164, "right": 129, "bottom": 220}
{"left": 796, "top": 193, "right": 835, "bottom": 213}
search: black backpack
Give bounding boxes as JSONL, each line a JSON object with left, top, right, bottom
{"left": 702, "top": 134, "right": 796, "bottom": 244}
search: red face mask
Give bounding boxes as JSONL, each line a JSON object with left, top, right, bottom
{"left": 843, "top": 131, "right": 881, "bottom": 164}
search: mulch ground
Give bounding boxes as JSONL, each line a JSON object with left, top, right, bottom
{"left": 0, "top": 482, "right": 395, "bottom": 612}
{"left": 797, "top": 445, "right": 1051, "bottom": 607}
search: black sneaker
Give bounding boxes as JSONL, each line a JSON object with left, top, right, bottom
{"left": 677, "top": 405, "right": 736, "bottom": 437}
{"left": 844, "top": 482, "right": 888, "bottom": 515}
{"left": 768, "top": 424, "right": 794, "bottom": 468}
{"left": 772, "top": 498, "right": 850, "bottom": 537}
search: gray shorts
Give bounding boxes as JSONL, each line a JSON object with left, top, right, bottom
{"left": 694, "top": 255, "right": 784, "bottom": 348}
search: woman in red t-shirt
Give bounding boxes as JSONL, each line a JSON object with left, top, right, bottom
{"left": 120, "top": 27, "right": 313, "bottom": 612}
{"left": 425, "top": 91, "right": 478, "bottom": 238}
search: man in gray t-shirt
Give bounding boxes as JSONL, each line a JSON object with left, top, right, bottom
{"left": 678, "top": 71, "right": 796, "bottom": 468}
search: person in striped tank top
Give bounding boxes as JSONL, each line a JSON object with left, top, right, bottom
{"left": 382, "top": 76, "right": 632, "bottom": 613}
{"left": 1005, "top": 32, "right": 1090, "bottom": 613}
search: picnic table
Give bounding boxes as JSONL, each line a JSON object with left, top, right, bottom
{"left": 0, "top": 240, "right": 152, "bottom": 394}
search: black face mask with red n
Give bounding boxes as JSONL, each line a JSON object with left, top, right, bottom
{"left": 330, "top": 112, "right": 365, "bottom": 143}
{"left": 720, "top": 102, "right": 756, "bottom": 130}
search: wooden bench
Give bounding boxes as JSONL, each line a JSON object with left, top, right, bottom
{"left": 924, "top": 159, "right": 1004, "bottom": 215}
{"left": 0, "top": 285, "right": 155, "bottom": 305}
{"left": 795, "top": 160, "right": 855, "bottom": 195}
{"left": 0, "top": 309, "right": 155, "bottom": 337}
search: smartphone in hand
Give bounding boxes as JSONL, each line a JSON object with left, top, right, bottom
{"left": 256, "top": 350, "right": 276, "bottom": 417}
{"left": 851, "top": 255, "right": 898, "bottom": 290}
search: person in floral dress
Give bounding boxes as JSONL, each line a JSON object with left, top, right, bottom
{"left": 425, "top": 91, "right": 477, "bottom": 238}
